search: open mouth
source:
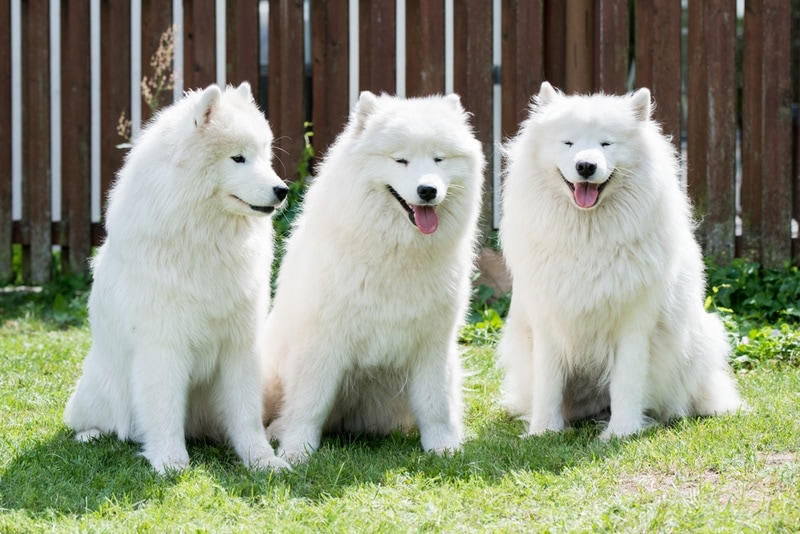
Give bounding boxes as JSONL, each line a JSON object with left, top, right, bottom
{"left": 231, "top": 194, "right": 275, "bottom": 214}
{"left": 387, "top": 186, "right": 439, "bottom": 235}
{"left": 388, "top": 186, "right": 414, "bottom": 224}
{"left": 561, "top": 171, "right": 613, "bottom": 209}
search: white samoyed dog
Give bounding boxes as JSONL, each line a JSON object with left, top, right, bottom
{"left": 63, "top": 83, "right": 291, "bottom": 473}
{"left": 262, "top": 91, "right": 485, "bottom": 462}
{"left": 498, "top": 82, "right": 742, "bottom": 440}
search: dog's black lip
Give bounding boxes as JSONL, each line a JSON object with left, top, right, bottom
{"left": 387, "top": 186, "right": 416, "bottom": 226}
{"left": 251, "top": 205, "right": 275, "bottom": 214}
{"left": 560, "top": 170, "right": 614, "bottom": 196}
{"left": 231, "top": 194, "right": 276, "bottom": 214}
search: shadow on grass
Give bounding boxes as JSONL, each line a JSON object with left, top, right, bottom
{"left": 0, "top": 418, "right": 628, "bottom": 516}
{"left": 0, "top": 431, "right": 166, "bottom": 516}
{"left": 0, "top": 431, "right": 282, "bottom": 516}
{"left": 211, "top": 416, "right": 628, "bottom": 503}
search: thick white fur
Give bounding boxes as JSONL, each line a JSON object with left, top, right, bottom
{"left": 63, "top": 83, "right": 290, "bottom": 473}
{"left": 262, "top": 92, "right": 485, "bottom": 462}
{"left": 498, "top": 82, "right": 742, "bottom": 440}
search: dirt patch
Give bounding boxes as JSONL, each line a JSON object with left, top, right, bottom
{"left": 762, "top": 451, "right": 796, "bottom": 467}
{"left": 617, "top": 451, "right": 798, "bottom": 513}
{"left": 618, "top": 468, "right": 720, "bottom": 499}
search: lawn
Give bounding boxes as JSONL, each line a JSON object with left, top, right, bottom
{"left": 1, "top": 283, "right": 799, "bottom": 532}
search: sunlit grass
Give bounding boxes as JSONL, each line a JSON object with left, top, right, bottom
{"left": 1, "top": 299, "right": 798, "bottom": 531}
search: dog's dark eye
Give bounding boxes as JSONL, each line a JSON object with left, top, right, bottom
{"left": 601, "top": 142, "right": 612, "bottom": 148}
{"left": 231, "top": 154, "right": 246, "bottom": 163}
{"left": 563, "top": 141, "right": 573, "bottom": 147}
{"left": 434, "top": 157, "right": 444, "bottom": 163}
{"left": 395, "top": 158, "right": 409, "bottom": 166}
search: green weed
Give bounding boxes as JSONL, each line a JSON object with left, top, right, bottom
{"left": 706, "top": 259, "right": 800, "bottom": 324}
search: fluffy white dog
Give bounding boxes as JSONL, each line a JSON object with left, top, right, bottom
{"left": 262, "top": 91, "right": 485, "bottom": 462}
{"left": 498, "top": 82, "right": 742, "bottom": 440}
{"left": 64, "top": 83, "right": 290, "bottom": 473}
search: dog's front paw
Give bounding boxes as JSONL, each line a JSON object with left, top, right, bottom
{"left": 428, "top": 445, "right": 461, "bottom": 457}
{"left": 272, "top": 423, "right": 321, "bottom": 464}
{"left": 145, "top": 449, "right": 190, "bottom": 474}
{"left": 245, "top": 453, "right": 292, "bottom": 471}
{"left": 420, "top": 421, "right": 463, "bottom": 454}
{"left": 599, "top": 416, "right": 649, "bottom": 441}
{"left": 74, "top": 428, "right": 104, "bottom": 442}
{"left": 527, "top": 414, "right": 566, "bottom": 436}
{"left": 237, "top": 438, "right": 293, "bottom": 472}
{"left": 278, "top": 446, "right": 313, "bottom": 465}
{"left": 599, "top": 428, "right": 627, "bottom": 442}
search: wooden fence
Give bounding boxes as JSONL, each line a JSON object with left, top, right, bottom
{"left": 1, "top": 0, "right": 798, "bottom": 283}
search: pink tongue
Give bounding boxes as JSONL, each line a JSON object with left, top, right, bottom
{"left": 574, "top": 182, "right": 600, "bottom": 208}
{"left": 412, "top": 205, "right": 439, "bottom": 234}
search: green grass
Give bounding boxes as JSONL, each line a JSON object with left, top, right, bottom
{"left": 1, "top": 287, "right": 799, "bottom": 531}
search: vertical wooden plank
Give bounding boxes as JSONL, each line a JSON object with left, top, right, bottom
{"left": 543, "top": 0, "right": 566, "bottom": 88}
{"left": 184, "top": 0, "right": 216, "bottom": 91}
{"left": 501, "top": 0, "right": 544, "bottom": 139}
{"left": 359, "top": 0, "right": 396, "bottom": 94}
{"left": 0, "top": 0, "right": 12, "bottom": 280}
{"left": 226, "top": 0, "right": 260, "bottom": 91}
{"left": 22, "top": 0, "right": 52, "bottom": 283}
{"left": 406, "top": 0, "right": 445, "bottom": 97}
{"left": 687, "top": 0, "right": 737, "bottom": 264}
{"left": 564, "top": 0, "right": 594, "bottom": 94}
{"left": 595, "top": 0, "right": 628, "bottom": 95}
{"left": 652, "top": 1, "right": 681, "bottom": 149}
{"left": 703, "top": 1, "right": 737, "bottom": 265}
{"left": 794, "top": 0, "right": 800, "bottom": 265}
{"left": 760, "top": 0, "right": 793, "bottom": 266}
{"left": 61, "top": 0, "right": 92, "bottom": 275}
{"left": 268, "top": 0, "right": 306, "bottom": 181}
{"left": 634, "top": 0, "right": 681, "bottom": 148}
{"left": 686, "top": 1, "right": 708, "bottom": 246}
{"left": 741, "top": 0, "right": 764, "bottom": 263}
{"left": 310, "top": 0, "right": 350, "bottom": 156}
{"left": 742, "top": 0, "right": 794, "bottom": 267}
{"left": 141, "top": 0, "right": 172, "bottom": 121}
{"left": 100, "top": 0, "right": 131, "bottom": 243}
{"left": 453, "top": 0, "right": 493, "bottom": 238}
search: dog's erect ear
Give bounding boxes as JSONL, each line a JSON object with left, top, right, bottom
{"left": 631, "top": 88, "right": 652, "bottom": 121}
{"left": 351, "top": 91, "right": 379, "bottom": 133}
{"left": 354, "top": 91, "right": 378, "bottom": 126}
{"left": 195, "top": 85, "right": 222, "bottom": 127}
{"left": 444, "top": 93, "right": 464, "bottom": 112}
{"left": 235, "top": 81, "right": 254, "bottom": 103}
{"left": 534, "top": 81, "right": 559, "bottom": 108}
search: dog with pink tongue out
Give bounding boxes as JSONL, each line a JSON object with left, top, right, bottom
{"left": 498, "top": 82, "right": 742, "bottom": 441}
{"left": 262, "top": 91, "right": 485, "bottom": 463}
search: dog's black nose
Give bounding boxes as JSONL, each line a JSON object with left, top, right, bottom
{"left": 417, "top": 185, "right": 437, "bottom": 202}
{"left": 575, "top": 161, "right": 597, "bottom": 178}
{"left": 273, "top": 185, "right": 289, "bottom": 202}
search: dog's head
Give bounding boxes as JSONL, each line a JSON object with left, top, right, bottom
{"left": 183, "top": 83, "right": 289, "bottom": 217}
{"left": 343, "top": 91, "right": 485, "bottom": 235}
{"left": 526, "top": 82, "right": 653, "bottom": 210}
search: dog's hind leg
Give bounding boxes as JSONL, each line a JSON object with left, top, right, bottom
{"left": 690, "top": 313, "right": 743, "bottom": 416}
{"left": 63, "top": 345, "right": 134, "bottom": 441}
{"left": 497, "top": 297, "right": 535, "bottom": 419}
{"left": 268, "top": 347, "right": 346, "bottom": 463}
